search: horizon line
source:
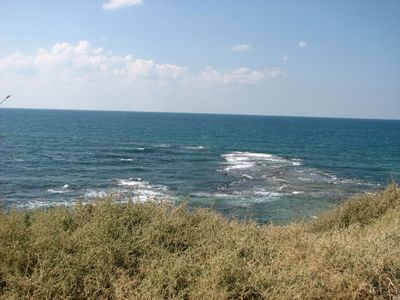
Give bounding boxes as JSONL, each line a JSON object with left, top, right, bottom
{"left": 1, "top": 106, "right": 399, "bottom": 121}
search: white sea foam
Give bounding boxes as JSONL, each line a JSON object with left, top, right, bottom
{"left": 277, "top": 185, "right": 288, "bottom": 191}
{"left": 190, "top": 192, "right": 223, "bottom": 198}
{"left": 252, "top": 191, "right": 281, "bottom": 197}
{"left": 120, "top": 158, "right": 134, "bottom": 161}
{"left": 17, "top": 199, "right": 74, "bottom": 209}
{"left": 222, "top": 151, "right": 302, "bottom": 171}
{"left": 118, "top": 178, "right": 144, "bottom": 187}
{"left": 135, "top": 147, "right": 145, "bottom": 151}
{"left": 217, "top": 151, "right": 377, "bottom": 202}
{"left": 155, "top": 144, "right": 171, "bottom": 148}
{"left": 292, "top": 191, "right": 304, "bottom": 195}
{"left": 191, "top": 188, "right": 285, "bottom": 201}
{"left": 190, "top": 192, "right": 210, "bottom": 197}
{"left": 298, "top": 177, "right": 312, "bottom": 181}
{"left": 47, "top": 184, "right": 71, "bottom": 194}
{"left": 84, "top": 190, "right": 107, "bottom": 198}
{"left": 184, "top": 145, "right": 205, "bottom": 150}
{"left": 116, "top": 178, "right": 169, "bottom": 202}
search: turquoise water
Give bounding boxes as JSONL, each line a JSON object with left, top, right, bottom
{"left": 0, "top": 109, "right": 399, "bottom": 222}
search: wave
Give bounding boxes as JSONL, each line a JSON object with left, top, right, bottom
{"left": 221, "top": 151, "right": 302, "bottom": 171}
{"left": 183, "top": 146, "right": 206, "bottom": 150}
{"left": 154, "top": 143, "right": 172, "bottom": 148}
{"left": 190, "top": 191, "right": 283, "bottom": 206}
{"left": 47, "top": 184, "right": 71, "bottom": 194}
{"left": 116, "top": 178, "right": 170, "bottom": 202}
{"left": 118, "top": 147, "right": 152, "bottom": 154}
{"left": 15, "top": 200, "right": 74, "bottom": 209}
{"left": 129, "top": 147, "right": 154, "bottom": 153}
{"left": 217, "top": 151, "right": 377, "bottom": 202}
{"left": 292, "top": 191, "right": 304, "bottom": 195}
{"left": 118, "top": 178, "right": 144, "bottom": 187}
{"left": 84, "top": 190, "right": 108, "bottom": 198}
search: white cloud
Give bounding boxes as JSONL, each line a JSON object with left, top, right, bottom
{"left": 0, "top": 41, "right": 187, "bottom": 83}
{"left": 0, "top": 41, "right": 286, "bottom": 92}
{"left": 102, "top": 0, "right": 143, "bottom": 10}
{"left": 197, "top": 67, "right": 285, "bottom": 85}
{"left": 282, "top": 55, "right": 289, "bottom": 62}
{"left": 297, "top": 40, "right": 307, "bottom": 48}
{"left": 268, "top": 68, "right": 286, "bottom": 78}
{"left": 230, "top": 44, "right": 252, "bottom": 53}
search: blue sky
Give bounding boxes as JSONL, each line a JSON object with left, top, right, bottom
{"left": 0, "top": 0, "right": 399, "bottom": 119}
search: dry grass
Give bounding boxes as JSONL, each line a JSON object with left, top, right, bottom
{"left": 0, "top": 185, "right": 399, "bottom": 299}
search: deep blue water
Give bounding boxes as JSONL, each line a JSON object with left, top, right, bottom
{"left": 0, "top": 109, "right": 399, "bottom": 223}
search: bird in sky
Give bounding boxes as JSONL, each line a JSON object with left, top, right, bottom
{"left": 0, "top": 95, "right": 12, "bottom": 105}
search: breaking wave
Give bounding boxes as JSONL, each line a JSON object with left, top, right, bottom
{"left": 116, "top": 178, "right": 170, "bottom": 202}
{"left": 183, "top": 145, "right": 206, "bottom": 150}
{"left": 47, "top": 184, "right": 71, "bottom": 194}
{"left": 209, "top": 151, "right": 377, "bottom": 202}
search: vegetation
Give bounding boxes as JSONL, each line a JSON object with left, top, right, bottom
{"left": 1, "top": 185, "right": 399, "bottom": 299}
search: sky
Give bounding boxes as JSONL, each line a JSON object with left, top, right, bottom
{"left": 0, "top": 0, "right": 399, "bottom": 119}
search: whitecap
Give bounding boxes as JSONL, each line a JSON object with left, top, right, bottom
{"left": 221, "top": 151, "right": 302, "bottom": 172}
{"left": 118, "top": 178, "right": 143, "bottom": 187}
{"left": 298, "top": 177, "right": 312, "bottom": 181}
{"left": 252, "top": 191, "right": 281, "bottom": 197}
{"left": 278, "top": 185, "right": 288, "bottom": 191}
{"left": 120, "top": 158, "right": 134, "bottom": 161}
{"left": 84, "top": 190, "right": 108, "bottom": 198}
{"left": 47, "top": 184, "right": 71, "bottom": 194}
{"left": 184, "top": 145, "right": 205, "bottom": 150}
{"left": 217, "top": 150, "right": 377, "bottom": 202}
{"left": 242, "top": 174, "right": 253, "bottom": 180}
{"left": 154, "top": 144, "right": 171, "bottom": 148}
{"left": 115, "top": 178, "right": 170, "bottom": 202}
{"left": 18, "top": 200, "right": 74, "bottom": 209}
{"left": 190, "top": 192, "right": 211, "bottom": 197}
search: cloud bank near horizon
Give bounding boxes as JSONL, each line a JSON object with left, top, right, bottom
{"left": 0, "top": 41, "right": 284, "bottom": 87}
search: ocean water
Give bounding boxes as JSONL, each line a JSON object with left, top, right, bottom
{"left": 0, "top": 109, "right": 399, "bottom": 223}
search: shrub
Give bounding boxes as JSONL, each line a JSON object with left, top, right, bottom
{"left": 0, "top": 186, "right": 399, "bottom": 299}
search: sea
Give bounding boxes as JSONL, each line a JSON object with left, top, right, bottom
{"left": 0, "top": 109, "right": 399, "bottom": 223}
